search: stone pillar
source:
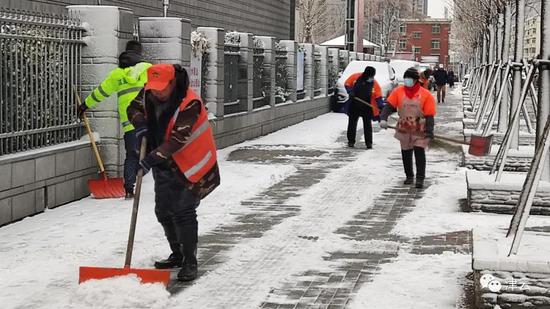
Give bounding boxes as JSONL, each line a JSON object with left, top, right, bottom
{"left": 328, "top": 48, "right": 340, "bottom": 89}
{"left": 300, "top": 43, "right": 314, "bottom": 100}
{"left": 279, "top": 40, "right": 297, "bottom": 102}
{"left": 339, "top": 50, "right": 350, "bottom": 70}
{"left": 67, "top": 5, "right": 134, "bottom": 176}
{"left": 138, "top": 17, "right": 191, "bottom": 69}
{"left": 352, "top": 52, "right": 357, "bottom": 61}
{"left": 315, "top": 45, "right": 328, "bottom": 97}
{"left": 257, "top": 36, "right": 276, "bottom": 107}
{"left": 238, "top": 33, "right": 254, "bottom": 111}
{"left": 197, "top": 27, "right": 225, "bottom": 117}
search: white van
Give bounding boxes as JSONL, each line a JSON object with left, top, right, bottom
{"left": 390, "top": 60, "right": 421, "bottom": 85}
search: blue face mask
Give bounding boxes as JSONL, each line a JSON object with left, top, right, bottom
{"left": 404, "top": 78, "right": 415, "bottom": 87}
{"left": 367, "top": 78, "right": 374, "bottom": 82}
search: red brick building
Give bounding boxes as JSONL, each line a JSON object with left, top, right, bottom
{"left": 389, "top": 18, "right": 452, "bottom": 66}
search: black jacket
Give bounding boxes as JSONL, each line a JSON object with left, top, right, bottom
{"left": 433, "top": 69, "right": 448, "bottom": 86}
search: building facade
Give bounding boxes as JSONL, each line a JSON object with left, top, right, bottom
{"left": 3, "top": 0, "right": 296, "bottom": 40}
{"left": 411, "top": 0, "right": 428, "bottom": 17}
{"left": 389, "top": 18, "right": 451, "bottom": 66}
{"left": 524, "top": 16, "right": 541, "bottom": 60}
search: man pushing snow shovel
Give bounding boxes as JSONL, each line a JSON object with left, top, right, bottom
{"left": 127, "top": 64, "right": 220, "bottom": 281}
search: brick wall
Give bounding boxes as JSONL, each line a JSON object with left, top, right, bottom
{"left": 4, "top": 0, "right": 295, "bottom": 40}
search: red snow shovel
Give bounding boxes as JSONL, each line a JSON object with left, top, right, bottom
{"left": 352, "top": 96, "right": 492, "bottom": 156}
{"left": 79, "top": 137, "right": 171, "bottom": 286}
{"left": 75, "top": 88, "right": 125, "bottom": 198}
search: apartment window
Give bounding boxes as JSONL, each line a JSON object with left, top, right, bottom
{"left": 432, "top": 24, "right": 441, "bottom": 34}
{"left": 399, "top": 39, "right": 407, "bottom": 50}
{"left": 431, "top": 39, "right": 440, "bottom": 49}
{"left": 399, "top": 24, "right": 406, "bottom": 34}
{"left": 413, "top": 31, "right": 421, "bottom": 39}
{"left": 414, "top": 47, "right": 421, "bottom": 54}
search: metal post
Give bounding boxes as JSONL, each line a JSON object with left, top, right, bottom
{"left": 482, "top": 63, "right": 512, "bottom": 136}
{"left": 538, "top": 0, "right": 550, "bottom": 180}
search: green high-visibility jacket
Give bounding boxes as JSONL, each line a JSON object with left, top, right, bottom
{"left": 84, "top": 62, "right": 152, "bottom": 132}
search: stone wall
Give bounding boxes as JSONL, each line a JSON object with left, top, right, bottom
{"left": 474, "top": 268, "right": 550, "bottom": 308}
{"left": 462, "top": 155, "right": 531, "bottom": 172}
{"left": 467, "top": 188, "right": 550, "bottom": 215}
{"left": 0, "top": 141, "right": 97, "bottom": 226}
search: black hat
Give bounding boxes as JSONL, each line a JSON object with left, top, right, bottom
{"left": 404, "top": 67, "right": 420, "bottom": 80}
{"left": 363, "top": 66, "right": 376, "bottom": 78}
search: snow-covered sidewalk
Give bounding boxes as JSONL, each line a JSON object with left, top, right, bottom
{"left": 3, "top": 87, "right": 550, "bottom": 309}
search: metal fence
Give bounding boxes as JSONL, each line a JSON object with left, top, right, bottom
{"left": 313, "top": 51, "right": 322, "bottom": 97}
{"left": 275, "top": 48, "right": 289, "bottom": 104}
{"left": 328, "top": 53, "right": 336, "bottom": 95}
{"left": 252, "top": 47, "right": 268, "bottom": 109}
{"left": 223, "top": 43, "right": 243, "bottom": 115}
{"left": 0, "top": 9, "right": 84, "bottom": 156}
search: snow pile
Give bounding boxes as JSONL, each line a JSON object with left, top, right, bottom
{"left": 70, "top": 275, "right": 169, "bottom": 309}
{"left": 349, "top": 252, "right": 470, "bottom": 309}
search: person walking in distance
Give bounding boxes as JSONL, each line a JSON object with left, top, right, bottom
{"left": 127, "top": 64, "right": 220, "bottom": 281}
{"left": 379, "top": 68, "right": 436, "bottom": 189}
{"left": 345, "top": 66, "right": 384, "bottom": 149}
{"left": 433, "top": 64, "right": 448, "bottom": 103}
{"left": 77, "top": 40, "right": 151, "bottom": 199}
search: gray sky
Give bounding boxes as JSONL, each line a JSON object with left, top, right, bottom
{"left": 428, "top": 0, "right": 451, "bottom": 18}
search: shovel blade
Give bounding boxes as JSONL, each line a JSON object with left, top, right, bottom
{"left": 79, "top": 266, "right": 171, "bottom": 286}
{"left": 88, "top": 177, "right": 125, "bottom": 199}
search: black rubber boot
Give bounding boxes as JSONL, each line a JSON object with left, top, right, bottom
{"left": 177, "top": 243, "right": 198, "bottom": 281}
{"left": 401, "top": 149, "right": 414, "bottom": 184}
{"left": 154, "top": 243, "right": 183, "bottom": 269}
{"left": 414, "top": 147, "right": 426, "bottom": 189}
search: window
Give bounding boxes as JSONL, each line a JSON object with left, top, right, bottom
{"left": 432, "top": 24, "right": 441, "bottom": 34}
{"left": 431, "top": 39, "right": 440, "bottom": 49}
{"left": 414, "top": 47, "right": 421, "bottom": 54}
{"left": 399, "top": 39, "right": 407, "bottom": 50}
{"left": 413, "top": 32, "right": 421, "bottom": 39}
{"left": 399, "top": 24, "right": 406, "bottom": 34}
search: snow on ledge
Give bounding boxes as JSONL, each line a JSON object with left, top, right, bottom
{"left": 463, "top": 129, "right": 534, "bottom": 138}
{"left": 466, "top": 170, "right": 550, "bottom": 192}
{"left": 472, "top": 226, "right": 550, "bottom": 273}
{"left": 462, "top": 145, "right": 535, "bottom": 158}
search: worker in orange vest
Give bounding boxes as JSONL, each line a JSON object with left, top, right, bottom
{"left": 127, "top": 64, "right": 220, "bottom": 282}
{"left": 345, "top": 66, "right": 384, "bottom": 149}
{"left": 379, "top": 68, "right": 436, "bottom": 189}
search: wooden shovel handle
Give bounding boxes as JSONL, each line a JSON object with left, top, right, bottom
{"left": 73, "top": 87, "right": 106, "bottom": 174}
{"left": 354, "top": 97, "right": 469, "bottom": 146}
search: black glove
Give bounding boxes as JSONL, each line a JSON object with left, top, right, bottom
{"left": 77, "top": 103, "right": 88, "bottom": 119}
{"left": 139, "top": 152, "right": 164, "bottom": 175}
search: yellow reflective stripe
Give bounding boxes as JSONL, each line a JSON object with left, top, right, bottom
{"left": 118, "top": 87, "right": 142, "bottom": 97}
{"left": 97, "top": 85, "right": 109, "bottom": 97}
{"left": 183, "top": 151, "right": 212, "bottom": 179}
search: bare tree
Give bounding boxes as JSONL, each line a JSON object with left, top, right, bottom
{"left": 364, "top": 0, "right": 411, "bottom": 54}
{"left": 296, "top": 0, "right": 329, "bottom": 43}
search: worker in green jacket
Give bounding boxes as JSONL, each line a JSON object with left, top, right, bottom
{"left": 78, "top": 40, "right": 152, "bottom": 199}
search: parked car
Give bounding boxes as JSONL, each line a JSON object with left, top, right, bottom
{"left": 335, "top": 61, "right": 397, "bottom": 110}
{"left": 390, "top": 60, "right": 420, "bottom": 85}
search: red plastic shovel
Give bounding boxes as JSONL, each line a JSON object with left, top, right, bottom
{"left": 79, "top": 137, "right": 171, "bottom": 286}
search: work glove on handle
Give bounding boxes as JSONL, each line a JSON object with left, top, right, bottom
{"left": 139, "top": 153, "right": 162, "bottom": 176}
{"left": 134, "top": 125, "right": 148, "bottom": 142}
{"left": 77, "top": 103, "right": 88, "bottom": 119}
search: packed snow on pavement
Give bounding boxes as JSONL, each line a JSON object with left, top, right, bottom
{"left": 3, "top": 101, "right": 550, "bottom": 308}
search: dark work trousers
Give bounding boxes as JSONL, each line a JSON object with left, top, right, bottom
{"left": 153, "top": 168, "right": 200, "bottom": 258}
{"left": 401, "top": 147, "right": 426, "bottom": 180}
{"left": 347, "top": 111, "right": 373, "bottom": 146}
{"left": 123, "top": 131, "right": 139, "bottom": 193}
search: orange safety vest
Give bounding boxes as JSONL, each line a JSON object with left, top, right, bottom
{"left": 165, "top": 89, "right": 217, "bottom": 183}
